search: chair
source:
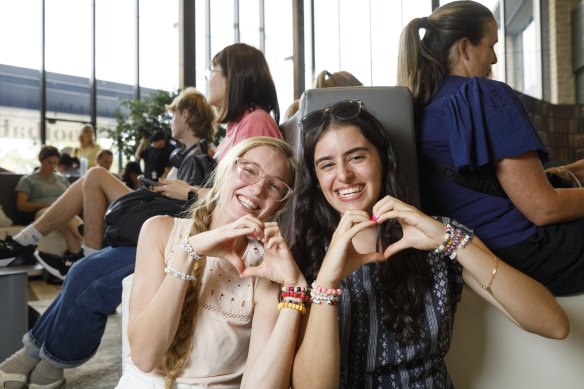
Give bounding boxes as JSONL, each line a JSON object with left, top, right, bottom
{"left": 296, "top": 86, "right": 420, "bottom": 206}
{"left": 446, "top": 287, "right": 584, "bottom": 388}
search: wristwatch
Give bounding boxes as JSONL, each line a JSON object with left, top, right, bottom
{"left": 187, "top": 188, "right": 198, "bottom": 203}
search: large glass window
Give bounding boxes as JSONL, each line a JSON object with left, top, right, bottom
{"left": 44, "top": 0, "right": 92, "bottom": 154}
{"left": 0, "top": 2, "right": 42, "bottom": 173}
{"left": 311, "top": 0, "right": 431, "bottom": 88}
{"left": 240, "top": 0, "right": 260, "bottom": 46}
{"left": 210, "top": 0, "right": 235, "bottom": 63}
{"left": 265, "top": 0, "right": 293, "bottom": 118}
{"left": 195, "top": 0, "right": 208, "bottom": 91}
{"left": 139, "top": 0, "right": 179, "bottom": 93}
{"left": 503, "top": 0, "right": 542, "bottom": 98}
{"left": 95, "top": 0, "right": 135, "bottom": 163}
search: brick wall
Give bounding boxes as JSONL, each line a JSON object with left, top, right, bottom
{"left": 518, "top": 91, "right": 584, "bottom": 163}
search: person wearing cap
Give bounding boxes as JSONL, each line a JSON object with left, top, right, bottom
{"left": 134, "top": 130, "right": 173, "bottom": 181}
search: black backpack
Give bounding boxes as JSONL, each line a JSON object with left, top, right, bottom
{"left": 104, "top": 140, "right": 216, "bottom": 247}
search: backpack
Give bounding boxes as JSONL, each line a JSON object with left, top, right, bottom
{"left": 104, "top": 140, "right": 216, "bottom": 247}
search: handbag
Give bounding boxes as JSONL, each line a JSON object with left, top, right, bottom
{"left": 104, "top": 188, "right": 188, "bottom": 247}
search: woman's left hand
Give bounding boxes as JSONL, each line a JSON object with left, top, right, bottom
{"left": 371, "top": 195, "right": 446, "bottom": 257}
{"left": 240, "top": 222, "right": 306, "bottom": 286}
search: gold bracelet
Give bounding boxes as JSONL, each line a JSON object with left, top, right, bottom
{"left": 473, "top": 256, "right": 498, "bottom": 294}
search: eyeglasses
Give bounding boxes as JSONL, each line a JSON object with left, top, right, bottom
{"left": 234, "top": 158, "right": 293, "bottom": 202}
{"left": 298, "top": 99, "right": 365, "bottom": 133}
{"left": 204, "top": 67, "right": 221, "bottom": 80}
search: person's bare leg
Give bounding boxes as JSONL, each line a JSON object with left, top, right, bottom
{"left": 59, "top": 217, "right": 83, "bottom": 253}
{"left": 82, "top": 167, "right": 131, "bottom": 249}
{"left": 34, "top": 209, "right": 82, "bottom": 253}
{"left": 30, "top": 178, "right": 85, "bottom": 235}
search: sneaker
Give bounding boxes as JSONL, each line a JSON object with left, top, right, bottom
{"left": 34, "top": 250, "right": 84, "bottom": 280}
{"left": 29, "top": 377, "right": 66, "bottom": 389}
{"left": 0, "top": 235, "right": 36, "bottom": 267}
{"left": 8, "top": 253, "right": 37, "bottom": 267}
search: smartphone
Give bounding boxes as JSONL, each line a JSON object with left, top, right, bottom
{"left": 138, "top": 175, "right": 161, "bottom": 187}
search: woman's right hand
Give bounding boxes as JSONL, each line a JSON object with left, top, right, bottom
{"left": 187, "top": 214, "right": 266, "bottom": 274}
{"left": 317, "top": 210, "right": 383, "bottom": 287}
{"left": 240, "top": 222, "right": 307, "bottom": 287}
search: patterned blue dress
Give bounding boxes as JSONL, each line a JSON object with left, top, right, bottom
{"left": 335, "top": 219, "right": 466, "bottom": 388}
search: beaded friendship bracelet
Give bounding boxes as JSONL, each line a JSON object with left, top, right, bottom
{"left": 180, "top": 237, "right": 203, "bottom": 261}
{"left": 278, "top": 301, "right": 307, "bottom": 314}
{"left": 434, "top": 224, "right": 474, "bottom": 261}
{"left": 280, "top": 285, "right": 311, "bottom": 306}
{"left": 434, "top": 224, "right": 453, "bottom": 255}
{"left": 164, "top": 263, "right": 196, "bottom": 281}
{"left": 281, "top": 291, "right": 311, "bottom": 304}
{"left": 310, "top": 281, "right": 342, "bottom": 305}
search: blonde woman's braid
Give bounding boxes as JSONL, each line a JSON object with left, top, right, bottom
{"left": 163, "top": 203, "right": 215, "bottom": 388}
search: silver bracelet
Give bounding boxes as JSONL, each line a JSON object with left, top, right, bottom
{"left": 164, "top": 263, "right": 196, "bottom": 281}
{"left": 557, "top": 166, "right": 582, "bottom": 188}
{"left": 180, "top": 237, "right": 203, "bottom": 261}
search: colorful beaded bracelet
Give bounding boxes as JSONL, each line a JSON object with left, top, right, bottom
{"left": 281, "top": 285, "right": 310, "bottom": 293}
{"left": 278, "top": 301, "right": 307, "bottom": 314}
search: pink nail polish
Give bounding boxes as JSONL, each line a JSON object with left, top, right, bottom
{"left": 370, "top": 215, "right": 378, "bottom": 222}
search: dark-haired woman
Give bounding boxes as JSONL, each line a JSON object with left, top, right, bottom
{"left": 206, "top": 43, "right": 282, "bottom": 162}
{"left": 398, "top": 0, "right": 584, "bottom": 295}
{"left": 290, "top": 100, "right": 568, "bottom": 388}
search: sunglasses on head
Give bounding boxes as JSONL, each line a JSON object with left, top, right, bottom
{"left": 298, "top": 99, "right": 366, "bottom": 134}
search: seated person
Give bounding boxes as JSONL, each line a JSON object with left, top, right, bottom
{"left": 0, "top": 138, "right": 299, "bottom": 389}
{"left": 121, "top": 161, "right": 142, "bottom": 190}
{"left": 291, "top": 99, "right": 568, "bottom": 388}
{"left": 0, "top": 88, "right": 215, "bottom": 279}
{"left": 96, "top": 149, "right": 114, "bottom": 171}
{"left": 280, "top": 69, "right": 363, "bottom": 148}
{"left": 116, "top": 137, "right": 300, "bottom": 388}
{"left": 134, "top": 130, "right": 173, "bottom": 181}
{"left": 0, "top": 146, "right": 83, "bottom": 268}
{"left": 57, "top": 153, "right": 80, "bottom": 177}
{"left": 397, "top": 1, "right": 584, "bottom": 295}
{"left": 206, "top": 43, "right": 283, "bottom": 161}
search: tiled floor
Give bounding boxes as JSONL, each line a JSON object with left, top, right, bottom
{"left": 28, "top": 277, "right": 61, "bottom": 314}
{"left": 25, "top": 275, "right": 123, "bottom": 388}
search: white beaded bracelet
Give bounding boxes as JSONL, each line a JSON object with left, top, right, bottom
{"left": 180, "top": 237, "right": 203, "bottom": 261}
{"left": 164, "top": 263, "right": 196, "bottom": 281}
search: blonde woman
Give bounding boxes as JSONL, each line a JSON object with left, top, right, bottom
{"left": 73, "top": 124, "right": 101, "bottom": 168}
{"left": 117, "top": 137, "right": 306, "bottom": 389}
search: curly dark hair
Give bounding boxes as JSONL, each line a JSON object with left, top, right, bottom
{"left": 291, "top": 107, "right": 433, "bottom": 344}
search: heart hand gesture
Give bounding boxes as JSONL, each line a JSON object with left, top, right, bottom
{"left": 240, "top": 222, "right": 306, "bottom": 286}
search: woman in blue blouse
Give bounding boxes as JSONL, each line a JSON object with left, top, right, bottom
{"left": 290, "top": 100, "right": 567, "bottom": 388}
{"left": 398, "top": 0, "right": 584, "bottom": 296}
